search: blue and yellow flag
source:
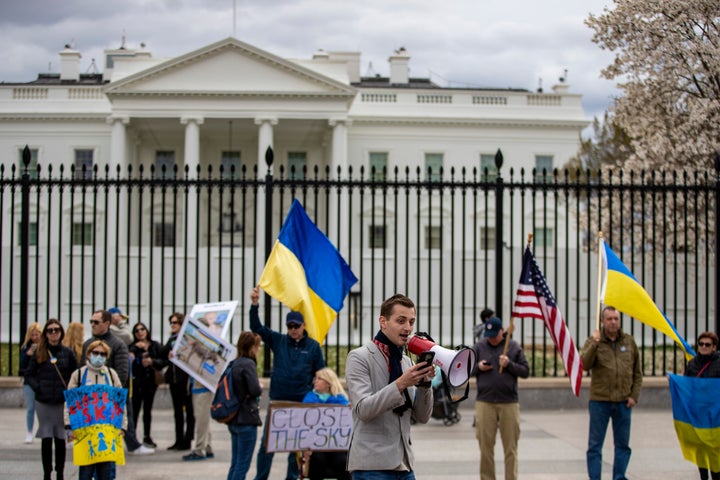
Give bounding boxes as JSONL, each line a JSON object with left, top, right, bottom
{"left": 258, "top": 199, "right": 358, "bottom": 344}
{"left": 600, "top": 239, "right": 695, "bottom": 359}
{"left": 668, "top": 373, "right": 720, "bottom": 471}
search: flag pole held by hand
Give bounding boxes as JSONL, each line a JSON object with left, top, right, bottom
{"left": 500, "top": 233, "right": 533, "bottom": 373}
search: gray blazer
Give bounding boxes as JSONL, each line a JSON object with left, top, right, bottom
{"left": 345, "top": 341, "right": 433, "bottom": 472}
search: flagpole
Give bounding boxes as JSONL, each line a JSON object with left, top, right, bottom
{"left": 595, "top": 231, "right": 604, "bottom": 331}
{"left": 500, "top": 233, "right": 533, "bottom": 374}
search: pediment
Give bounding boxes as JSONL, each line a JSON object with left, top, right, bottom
{"left": 105, "top": 37, "right": 356, "bottom": 98}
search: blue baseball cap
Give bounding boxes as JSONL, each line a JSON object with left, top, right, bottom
{"left": 107, "top": 307, "right": 128, "bottom": 319}
{"left": 286, "top": 311, "right": 304, "bottom": 326}
{"left": 483, "top": 317, "right": 503, "bottom": 338}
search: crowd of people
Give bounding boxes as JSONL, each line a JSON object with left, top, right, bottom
{"left": 18, "top": 296, "right": 720, "bottom": 480}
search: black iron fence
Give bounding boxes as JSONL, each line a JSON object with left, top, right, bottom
{"left": 2, "top": 148, "right": 718, "bottom": 378}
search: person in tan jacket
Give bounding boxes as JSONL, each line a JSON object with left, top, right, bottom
{"left": 581, "top": 306, "right": 642, "bottom": 480}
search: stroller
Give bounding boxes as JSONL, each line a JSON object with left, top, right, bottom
{"left": 431, "top": 370, "right": 461, "bottom": 426}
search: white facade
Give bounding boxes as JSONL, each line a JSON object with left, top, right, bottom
{"left": 0, "top": 38, "right": 591, "bottom": 346}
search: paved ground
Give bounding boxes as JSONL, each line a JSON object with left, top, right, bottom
{"left": 0, "top": 405, "right": 696, "bottom": 479}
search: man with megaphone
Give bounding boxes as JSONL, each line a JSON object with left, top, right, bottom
{"left": 472, "top": 316, "right": 529, "bottom": 480}
{"left": 345, "top": 294, "right": 436, "bottom": 480}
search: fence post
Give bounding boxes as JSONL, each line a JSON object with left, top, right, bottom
{"left": 494, "top": 149, "right": 504, "bottom": 319}
{"left": 715, "top": 152, "right": 720, "bottom": 335}
{"left": 262, "top": 146, "right": 274, "bottom": 376}
{"left": 19, "top": 145, "right": 31, "bottom": 349}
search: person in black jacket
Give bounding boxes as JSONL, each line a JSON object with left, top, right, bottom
{"left": 159, "top": 312, "right": 194, "bottom": 450}
{"left": 685, "top": 331, "right": 720, "bottom": 480}
{"left": 226, "top": 331, "right": 263, "bottom": 480}
{"left": 129, "top": 321, "right": 163, "bottom": 448}
{"left": 24, "top": 319, "right": 78, "bottom": 480}
{"left": 19, "top": 321, "right": 42, "bottom": 443}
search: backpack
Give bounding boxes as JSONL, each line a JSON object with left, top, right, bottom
{"left": 210, "top": 360, "right": 240, "bottom": 424}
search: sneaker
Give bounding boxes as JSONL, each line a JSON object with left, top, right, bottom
{"left": 129, "top": 445, "right": 155, "bottom": 455}
{"left": 24, "top": 432, "right": 33, "bottom": 444}
{"left": 143, "top": 437, "right": 157, "bottom": 448}
{"left": 182, "top": 452, "right": 207, "bottom": 461}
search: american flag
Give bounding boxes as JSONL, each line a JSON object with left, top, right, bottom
{"left": 512, "top": 246, "right": 583, "bottom": 396}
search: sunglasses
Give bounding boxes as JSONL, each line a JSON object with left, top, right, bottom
{"left": 169, "top": 320, "right": 180, "bottom": 325}
{"left": 90, "top": 320, "right": 103, "bottom": 326}
{"left": 90, "top": 350, "right": 108, "bottom": 357}
{"left": 46, "top": 327, "right": 62, "bottom": 334}
{"left": 698, "top": 341, "right": 714, "bottom": 348}
{"left": 134, "top": 327, "right": 146, "bottom": 333}
{"left": 287, "top": 323, "right": 302, "bottom": 330}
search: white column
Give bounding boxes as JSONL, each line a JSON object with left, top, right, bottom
{"left": 254, "top": 117, "right": 278, "bottom": 175}
{"left": 328, "top": 118, "right": 350, "bottom": 246}
{"left": 181, "top": 116, "right": 204, "bottom": 256}
{"left": 254, "top": 117, "right": 278, "bottom": 265}
{"left": 107, "top": 115, "right": 129, "bottom": 300}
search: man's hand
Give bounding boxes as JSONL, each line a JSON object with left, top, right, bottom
{"left": 396, "top": 362, "right": 436, "bottom": 391}
{"left": 626, "top": 397, "right": 637, "bottom": 408}
{"left": 250, "top": 286, "right": 260, "bottom": 305}
{"left": 591, "top": 329, "right": 601, "bottom": 343}
{"left": 498, "top": 355, "right": 509, "bottom": 368}
{"left": 478, "top": 359, "right": 493, "bottom": 372}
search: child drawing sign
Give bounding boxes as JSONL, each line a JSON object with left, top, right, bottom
{"left": 65, "top": 384, "right": 127, "bottom": 466}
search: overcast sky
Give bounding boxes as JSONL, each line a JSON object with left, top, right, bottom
{"left": 0, "top": 0, "right": 618, "bottom": 122}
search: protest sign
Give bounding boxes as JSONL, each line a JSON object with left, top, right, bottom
{"left": 264, "top": 401, "right": 353, "bottom": 453}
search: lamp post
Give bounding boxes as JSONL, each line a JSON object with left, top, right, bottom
{"left": 263, "top": 146, "right": 274, "bottom": 376}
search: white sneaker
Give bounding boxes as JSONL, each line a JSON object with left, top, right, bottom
{"left": 129, "top": 445, "right": 155, "bottom": 455}
{"left": 24, "top": 432, "right": 33, "bottom": 444}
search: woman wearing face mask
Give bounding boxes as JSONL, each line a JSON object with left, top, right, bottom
{"left": 24, "top": 319, "right": 78, "bottom": 480}
{"left": 65, "top": 340, "right": 127, "bottom": 480}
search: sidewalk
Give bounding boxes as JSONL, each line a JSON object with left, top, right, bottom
{"left": 0, "top": 405, "right": 695, "bottom": 479}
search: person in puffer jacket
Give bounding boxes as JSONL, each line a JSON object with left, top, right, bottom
{"left": 25, "top": 319, "right": 78, "bottom": 480}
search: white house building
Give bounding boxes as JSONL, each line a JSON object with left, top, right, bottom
{"left": 0, "top": 37, "right": 590, "bottom": 348}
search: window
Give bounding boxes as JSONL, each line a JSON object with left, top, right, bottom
{"left": 424, "top": 153, "right": 443, "bottom": 182}
{"left": 18, "top": 148, "right": 38, "bottom": 179}
{"left": 534, "top": 227, "right": 554, "bottom": 248}
{"left": 480, "top": 154, "right": 498, "bottom": 182}
{"left": 534, "top": 155, "right": 553, "bottom": 183}
{"left": 425, "top": 225, "right": 442, "bottom": 249}
{"left": 74, "top": 149, "right": 94, "bottom": 179}
{"left": 154, "top": 222, "right": 176, "bottom": 247}
{"left": 369, "top": 224, "right": 386, "bottom": 249}
{"left": 480, "top": 226, "right": 495, "bottom": 250}
{"left": 17, "top": 222, "right": 38, "bottom": 246}
{"left": 287, "top": 152, "right": 307, "bottom": 180}
{"left": 221, "top": 151, "right": 241, "bottom": 179}
{"left": 72, "top": 223, "right": 93, "bottom": 246}
{"left": 155, "top": 151, "right": 175, "bottom": 179}
{"left": 369, "top": 152, "right": 388, "bottom": 182}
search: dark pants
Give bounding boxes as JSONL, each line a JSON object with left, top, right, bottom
{"left": 132, "top": 380, "right": 158, "bottom": 439}
{"left": 170, "top": 381, "right": 194, "bottom": 446}
{"left": 307, "top": 452, "right": 350, "bottom": 480}
{"left": 80, "top": 462, "right": 113, "bottom": 480}
{"left": 587, "top": 400, "right": 632, "bottom": 480}
{"left": 41, "top": 437, "right": 66, "bottom": 480}
{"left": 699, "top": 467, "right": 720, "bottom": 480}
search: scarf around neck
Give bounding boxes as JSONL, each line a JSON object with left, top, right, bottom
{"left": 373, "top": 330, "right": 412, "bottom": 415}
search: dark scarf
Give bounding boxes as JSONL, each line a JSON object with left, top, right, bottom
{"left": 373, "top": 330, "right": 412, "bottom": 415}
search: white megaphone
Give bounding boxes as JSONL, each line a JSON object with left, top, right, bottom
{"left": 408, "top": 335, "right": 476, "bottom": 388}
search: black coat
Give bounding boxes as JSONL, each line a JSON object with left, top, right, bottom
{"left": 130, "top": 339, "right": 163, "bottom": 385}
{"left": 24, "top": 344, "right": 78, "bottom": 404}
{"left": 685, "top": 351, "right": 720, "bottom": 378}
{"left": 230, "top": 357, "right": 263, "bottom": 426}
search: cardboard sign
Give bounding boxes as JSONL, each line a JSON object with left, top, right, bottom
{"left": 265, "top": 401, "right": 353, "bottom": 453}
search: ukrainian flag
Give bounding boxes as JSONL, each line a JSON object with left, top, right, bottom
{"left": 600, "top": 239, "right": 695, "bottom": 359}
{"left": 258, "top": 199, "right": 358, "bottom": 344}
{"left": 668, "top": 373, "right": 720, "bottom": 472}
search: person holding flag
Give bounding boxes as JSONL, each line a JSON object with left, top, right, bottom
{"left": 581, "top": 306, "right": 642, "bottom": 480}
{"left": 249, "top": 286, "right": 325, "bottom": 480}
{"left": 471, "top": 316, "right": 529, "bottom": 480}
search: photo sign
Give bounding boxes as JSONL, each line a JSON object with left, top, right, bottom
{"left": 265, "top": 401, "right": 353, "bottom": 453}
{"left": 170, "top": 301, "right": 238, "bottom": 392}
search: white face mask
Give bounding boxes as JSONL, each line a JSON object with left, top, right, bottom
{"left": 89, "top": 354, "right": 107, "bottom": 368}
